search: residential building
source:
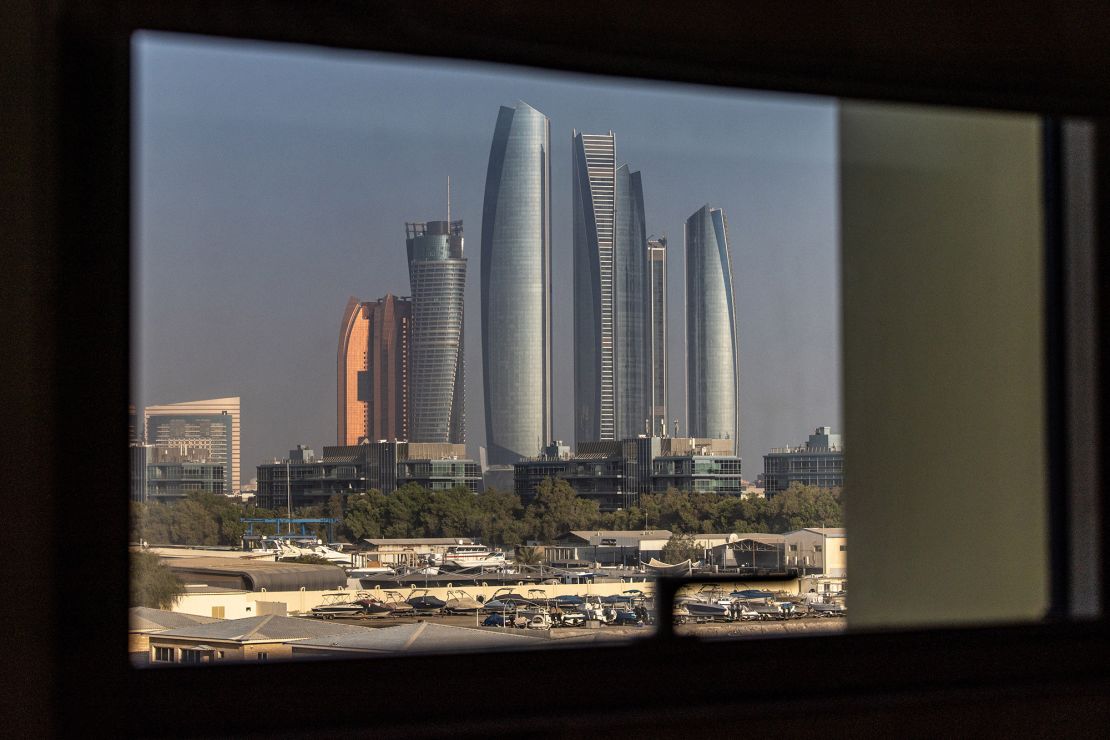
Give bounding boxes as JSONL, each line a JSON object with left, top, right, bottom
{"left": 573, "top": 131, "right": 652, "bottom": 444}
{"left": 147, "top": 614, "right": 368, "bottom": 665}
{"left": 406, "top": 218, "right": 466, "bottom": 444}
{"left": 256, "top": 440, "right": 480, "bottom": 509}
{"left": 144, "top": 396, "right": 241, "bottom": 492}
{"left": 513, "top": 436, "right": 739, "bottom": 511}
{"left": 481, "top": 101, "right": 552, "bottom": 463}
{"left": 763, "top": 426, "right": 845, "bottom": 494}
{"left": 685, "top": 205, "right": 738, "bottom": 444}
{"left": 337, "top": 294, "right": 412, "bottom": 445}
{"left": 647, "top": 236, "right": 668, "bottom": 436}
{"left": 784, "top": 527, "right": 847, "bottom": 576}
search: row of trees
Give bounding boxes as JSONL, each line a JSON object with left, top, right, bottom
{"left": 131, "top": 481, "right": 842, "bottom": 548}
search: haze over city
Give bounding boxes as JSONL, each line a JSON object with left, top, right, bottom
{"left": 134, "top": 32, "right": 841, "bottom": 485}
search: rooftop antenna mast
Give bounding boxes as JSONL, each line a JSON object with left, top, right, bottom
{"left": 446, "top": 175, "right": 451, "bottom": 224}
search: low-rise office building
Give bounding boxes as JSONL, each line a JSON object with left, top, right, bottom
{"left": 763, "top": 426, "right": 844, "bottom": 495}
{"left": 361, "top": 537, "right": 477, "bottom": 567}
{"left": 784, "top": 527, "right": 847, "bottom": 576}
{"left": 546, "top": 529, "right": 672, "bottom": 567}
{"left": 256, "top": 440, "right": 480, "bottom": 508}
{"left": 514, "top": 437, "right": 740, "bottom": 511}
{"left": 131, "top": 442, "right": 226, "bottom": 502}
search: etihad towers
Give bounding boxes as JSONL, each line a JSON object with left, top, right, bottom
{"left": 685, "top": 204, "right": 739, "bottom": 444}
{"left": 481, "top": 101, "right": 552, "bottom": 464}
{"left": 573, "top": 131, "right": 652, "bottom": 444}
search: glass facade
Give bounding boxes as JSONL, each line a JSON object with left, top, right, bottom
{"left": 406, "top": 220, "right": 466, "bottom": 444}
{"left": 685, "top": 205, "right": 739, "bottom": 444}
{"left": 481, "top": 101, "right": 552, "bottom": 463}
{"left": 648, "top": 238, "right": 668, "bottom": 435}
{"left": 573, "top": 132, "right": 652, "bottom": 444}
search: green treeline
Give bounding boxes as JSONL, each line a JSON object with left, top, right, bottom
{"left": 131, "top": 480, "right": 843, "bottom": 548}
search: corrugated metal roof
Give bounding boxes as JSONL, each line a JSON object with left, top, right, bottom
{"left": 155, "top": 614, "right": 366, "bottom": 643}
{"left": 292, "top": 622, "right": 544, "bottom": 654}
{"left": 363, "top": 538, "right": 475, "bottom": 546}
{"left": 164, "top": 557, "right": 347, "bottom": 592}
{"left": 129, "top": 607, "right": 222, "bottom": 632}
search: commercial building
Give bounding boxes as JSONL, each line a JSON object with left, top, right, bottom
{"left": 547, "top": 529, "right": 672, "bottom": 567}
{"left": 648, "top": 236, "right": 668, "bottom": 435}
{"left": 144, "top": 397, "right": 241, "bottom": 493}
{"left": 514, "top": 436, "right": 740, "bottom": 511}
{"left": 337, "top": 294, "right": 412, "bottom": 445}
{"left": 573, "top": 131, "right": 652, "bottom": 444}
{"left": 145, "top": 443, "right": 226, "bottom": 501}
{"left": 481, "top": 101, "right": 552, "bottom": 464}
{"left": 763, "top": 426, "right": 845, "bottom": 494}
{"left": 685, "top": 205, "right": 738, "bottom": 444}
{"left": 406, "top": 218, "right": 466, "bottom": 444}
{"left": 256, "top": 441, "right": 480, "bottom": 509}
{"left": 784, "top": 527, "right": 847, "bottom": 576}
{"left": 361, "top": 537, "right": 476, "bottom": 567}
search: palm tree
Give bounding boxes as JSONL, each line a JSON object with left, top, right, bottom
{"left": 514, "top": 545, "right": 543, "bottom": 567}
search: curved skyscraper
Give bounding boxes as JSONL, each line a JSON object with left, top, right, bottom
{"left": 685, "top": 205, "right": 738, "bottom": 444}
{"left": 481, "top": 101, "right": 552, "bottom": 463}
{"left": 573, "top": 131, "right": 651, "bottom": 444}
{"left": 407, "top": 219, "right": 466, "bottom": 444}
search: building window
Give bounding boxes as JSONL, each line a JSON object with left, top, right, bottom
{"left": 153, "top": 646, "right": 174, "bottom": 662}
{"left": 257, "top": 653, "right": 268, "bottom": 661}
{"left": 789, "top": 544, "right": 798, "bottom": 552}
{"left": 211, "top": 606, "right": 225, "bottom": 619}
{"left": 840, "top": 545, "right": 847, "bottom": 551}
{"left": 180, "top": 649, "right": 204, "bottom": 664}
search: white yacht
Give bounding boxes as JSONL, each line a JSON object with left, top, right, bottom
{"left": 438, "top": 544, "right": 507, "bottom": 569}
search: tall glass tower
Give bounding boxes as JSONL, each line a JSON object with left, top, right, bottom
{"left": 481, "top": 101, "right": 552, "bottom": 464}
{"left": 407, "top": 219, "right": 466, "bottom": 444}
{"left": 685, "top": 205, "right": 738, "bottom": 444}
{"left": 573, "top": 131, "right": 651, "bottom": 444}
{"left": 648, "top": 236, "right": 668, "bottom": 436}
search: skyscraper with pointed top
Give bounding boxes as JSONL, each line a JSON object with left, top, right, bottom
{"left": 685, "top": 204, "right": 738, "bottom": 445}
{"left": 573, "top": 130, "right": 652, "bottom": 444}
{"left": 481, "top": 101, "right": 552, "bottom": 463}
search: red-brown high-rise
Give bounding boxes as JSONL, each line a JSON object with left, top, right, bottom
{"left": 337, "top": 294, "right": 411, "bottom": 445}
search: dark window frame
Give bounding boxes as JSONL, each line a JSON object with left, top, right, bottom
{"left": 31, "top": 0, "right": 1110, "bottom": 736}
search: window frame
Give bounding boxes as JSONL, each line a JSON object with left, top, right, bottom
{"left": 37, "top": 0, "right": 1110, "bottom": 735}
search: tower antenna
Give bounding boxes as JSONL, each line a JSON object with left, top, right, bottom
{"left": 446, "top": 175, "right": 451, "bottom": 224}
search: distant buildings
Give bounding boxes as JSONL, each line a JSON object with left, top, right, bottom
{"left": 514, "top": 436, "right": 740, "bottom": 511}
{"left": 572, "top": 131, "right": 653, "bottom": 444}
{"left": 481, "top": 101, "right": 552, "bottom": 464}
{"left": 685, "top": 205, "right": 738, "bottom": 445}
{"left": 144, "top": 397, "right": 241, "bottom": 493}
{"left": 763, "top": 426, "right": 845, "bottom": 495}
{"left": 406, "top": 219, "right": 466, "bottom": 444}
{"left": 337, "top": 294, "right": 412, "bottom": 445}
{"left": 256, "top": 440, "right": 480, "bottom": 509}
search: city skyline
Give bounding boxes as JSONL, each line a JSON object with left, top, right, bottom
{"left": 135, "top": 33, "right": 841, "bottom": 484}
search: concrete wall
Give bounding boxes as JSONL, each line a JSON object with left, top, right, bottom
{"left": 840, "top": 102, "right": 1047, "bottom": 627}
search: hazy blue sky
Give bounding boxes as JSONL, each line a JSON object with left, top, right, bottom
{"left": 135, "top": 32, "right": 841, "bottom": 486}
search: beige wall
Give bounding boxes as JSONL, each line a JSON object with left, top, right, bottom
{"left": 840, "top": 102, "right": 1048, "bottom": 627}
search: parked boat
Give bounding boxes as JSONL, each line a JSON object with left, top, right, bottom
{"left": 675, "top": 596, "right": 730, "bottom": 620}
{"left": 809, "top": 602, "right": 847, "bottom": 616}
{"left": 437, "top": 543, "right": 508, "bottom": 570}
{"left": 311, "top": 592, "right": 365, "bottom": 619}
{"left": 444, "top": 589, "right": 482, "bottom": 614}
{"left": 406, "top": 589, "right": 446, "bottom": 614}
{"left": 381, "top": 590, "right": 416, "bottom": 616}
{"left": 351, "top": 593, "right": 393, "bottom": 617}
